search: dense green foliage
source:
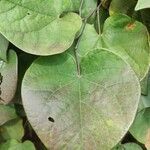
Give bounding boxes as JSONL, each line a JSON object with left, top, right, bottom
{"left": 0, "top": 0, "right": 150, "bottom": 149}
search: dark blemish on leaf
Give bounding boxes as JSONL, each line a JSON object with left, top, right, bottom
{"left": 0, "top": 73, "right": 4, "bottom": 103}
{"left": 125, "top": 22, "right": 136, "bottom": 31}
{"left": 0, "top": 73, "right": 3, "bottom": 84}
{"left": 48, "top": 117, "right": 55, "bottom": 123}
{"left": 27, "top": 12, "right": 30, "bottom": 15}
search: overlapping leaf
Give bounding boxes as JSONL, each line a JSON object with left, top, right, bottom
{"left": 0, "top": 119, "right": 24, "bottom": 142}
{"left": 22, "top": 48, "right": 140, "bottom": 149}
{"left": 112, "top": 143, "right": 143, "bottom": 150}
{"left": 0, "top": 139, "right": 35, "bottom": 150}
{"left": 0, "top": 50, "right": 18, "bottom": 104}
{"left": 0, "top": 34, "right": 9, "bottom": 61}
{"left": 0, "top": 104, "right": 17, "bottom": 126}
{"left": 138, "top": 76, "right": 150, "bottom": 112}
{"left": 102, "top": 14, "right": 150, "bottom": 80}
{"left": 77, "top": 14, "right": 150, "bottom": 80}
{"left": 140, "top": 73, "right": 149, "bottom": 95}
{"left": 80, "top": 0, "right": 97, "bottom": 23}
{"left": 0, "top": 0, "right": 83, "bottom": 55}
{"left": 135, "top": 0, "right": 150, "bottom": 10}
{"left": 130, "top": 108, "right": 150, "bottom": 150}
{"left": 109, "top": 0, "right": 137, "bottom": 16}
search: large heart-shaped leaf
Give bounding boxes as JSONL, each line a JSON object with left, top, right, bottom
{"left": 0, "top": 50, "right": 18, "bottom": 104}
{"left": 0, "top": 0, "right": 82, "bottom": 55}
{"left": 130, "top": 108, "right": 150, "bottom": 150}
{"left": 22, "top": 48, "right": 140, "bottom": 149}
{"left": 0, "top": 34, "right": 9, "bottom": 61}
{"left": 135, "top": 0, "right": 150, "bottom": 10}
{"left": 77, "top": 14, "right": 150, "bottom": 80}
{"left": 0, "top": 139, "right": 35, "bottom": 150}
{"left": 0, "top": 104, "right": 17, "bottom": 126}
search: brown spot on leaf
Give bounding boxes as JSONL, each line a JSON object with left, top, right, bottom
{"left": 145, "top": 129, "right": 150, "bottom": 149}
{"left": 125, "top": 22, "right": 136, "bottom": 31}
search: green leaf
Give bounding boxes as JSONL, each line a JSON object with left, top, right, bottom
{"left": 140, "top": 72, "right": 149, "bottom": 95}
{"left": 0, "top": 139, "right": 35, "bottom": 150}
{"left": 135, "top": 0, "right": 150, "bottom": 10}
{"left": 0, "top": 118, "right": 24, "bottom": 142}
{"left": 0, "top": 104, "right": 17, "bottom": 126}
{"left": 130, "top": 108, "right": 150, "bottom": 150}
{"left": 0, "top": 34, "right": 9, "bottom": 61}
{"left": 0, "top": 0, "right": 82, "bottom": 56}
{"left": 112, "top": 143, "right": 143, "bottom": 150}
{"left": 109, "top": 0, "right": 137, "bottom": 16}
{"left": 102, "top": 14, "right": 150, "bottom": 80}
{"left": 138, "top": 76, "right": 150, "bottom": 112}
{"left": 80, "top": 0, "right": 97, "bottom": 23}
{"left": 121, "top": 143, "right": 142, "bottom": 150}
{"left": 77, "top": 24, "right": 102, "bottom": 58}
{"left": 0, "top": 50, "right": 18, "bottom": 104}
{"left": 139, "top": 95, "right": 150, "bottom": 112}
{"left": 22, "top": 48, "right": 140, "bottom": 149}
{"left": 78, "top": 14, "right": 150, "bottom": 80}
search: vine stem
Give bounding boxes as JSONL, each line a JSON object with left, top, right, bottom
{"left": 97, "top": 4, "right": 101, "bottom": 34}
{"left": 79, "top": 0, "right": 84, "bottom": 17}
{"left": 74, "top": 2, "right": 102, "bottom": 76}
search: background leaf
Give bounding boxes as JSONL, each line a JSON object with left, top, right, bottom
{"left": 112, "top": 143, "right": 143, "bottom": 150}
{"left": 0, "top": 118, "right": 24, "bottom": 142}
{"left": 138, "top": 74, "right": 150, "bottom": 112}
{"left": 0, "top": 34, "right": 9, "bottom": 61}
{"left": 0, "top": 0, "right": 82, "bottom": 55}
{"left": 140, "top": 72, "right": 149, "bottom": 95}
{"left": 0, "top": 139, "right": 35, "bottom": 150}
{"left": 80, "top": 0, "right": 97, "bottom": 23}
{"left": 22, "top": 49, "right": 140, "bottom": 149}
{"left": 130, "top": 108, "right": 150, "bottom": 150}
{"left": 102, "top": 14, "right": 150, "bottom": 80}
{"left": 78, "top": 14, "right": 150, "bottom": 80}
{"left": 77, "top": 24, "right": 102, "bottom": 58}
{"left": 109, "top": 0, "right": 137, "bottom": 16}
{"left": 135, "top": 0, "right": 150, "bottom": 10}
{"left": 0, "top": 104, "right": 17, "bottom": 126}
{"left": 0, "top": 50, "right": 18, "bottom": 104}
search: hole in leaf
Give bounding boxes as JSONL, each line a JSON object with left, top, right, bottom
{"left": 48, "top": 117, "right": 55, "bottom": 123}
